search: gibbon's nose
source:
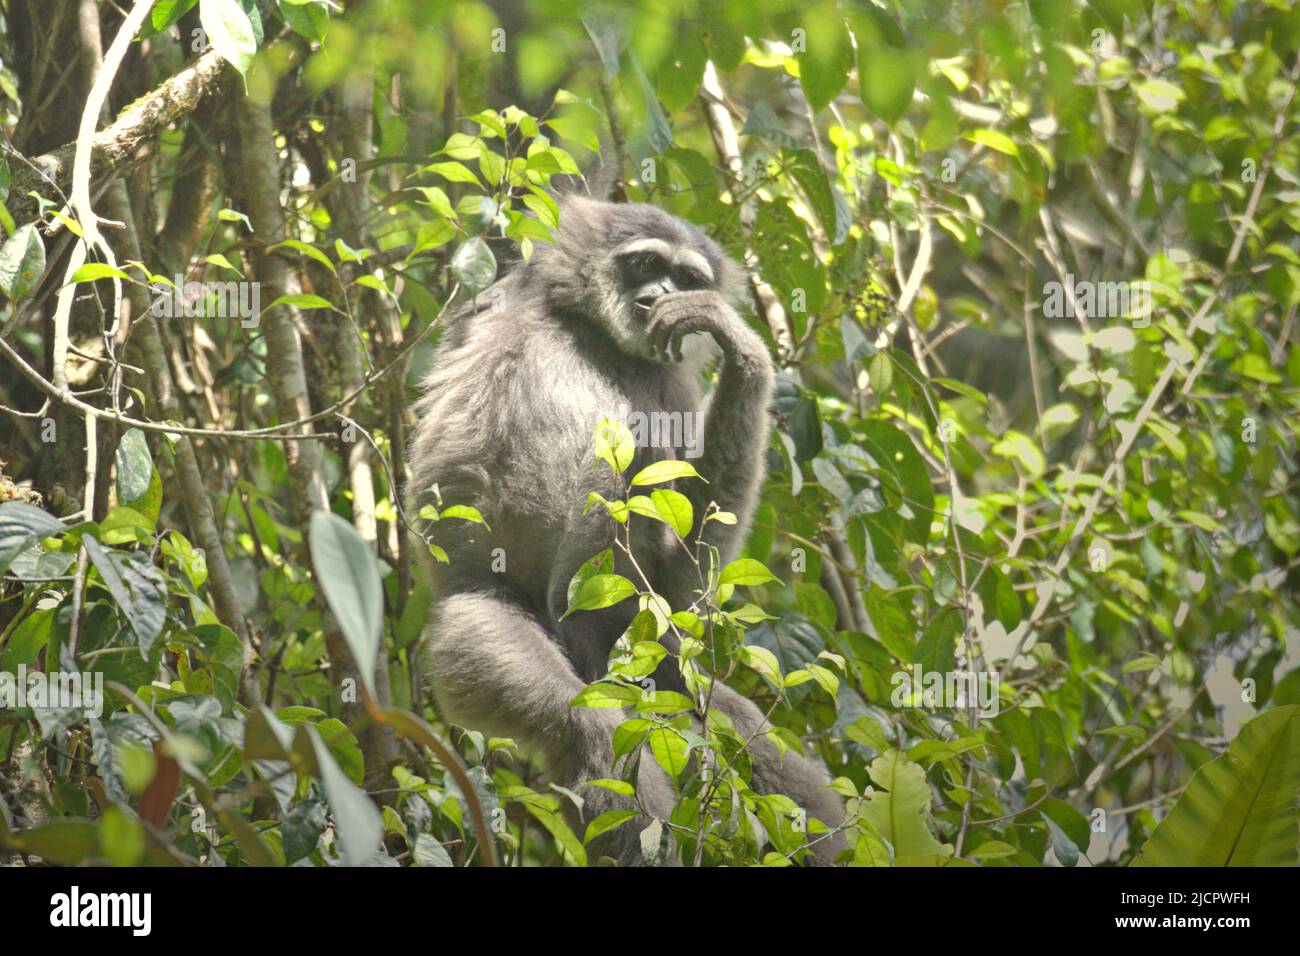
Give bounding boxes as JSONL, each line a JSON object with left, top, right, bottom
{"left": 634, "top": 280, "right": 676, "bottom": 311}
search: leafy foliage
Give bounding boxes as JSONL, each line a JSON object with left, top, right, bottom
{"left": 0, "top": 0, "right": 1297, "bottom": 867}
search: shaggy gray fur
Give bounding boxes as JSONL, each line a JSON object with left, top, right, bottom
{"left": 407, "top": 197, "right": 845, "bottom": 864}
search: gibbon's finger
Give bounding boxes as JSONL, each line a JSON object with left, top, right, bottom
{"left": 668, "top": 327, "right": 685, "bottom": 363}
{"left": 650, "top": 310, "right": 681, "bottom": 360}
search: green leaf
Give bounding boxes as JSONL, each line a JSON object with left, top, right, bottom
{"left": 851, "top": 9, "right": 917, "bottom": 127}
{"left": 859, "top": 750, "right": 954, "bottom": 861}
{"left": 859, "top": 421, "right": 933, "bottom": 545}
{"left": 268, "top": 292, "right": 334, "bottom": 311}
{"left": 844, "top": 715, "right": 890, "bottom": 751}
{"left": 586, "top": 778, "right": 636, "bottom": 798}
{"left": 424, "top": 160, "right": 480, "bottom": 185}
{"left": 3, "top": 820, "right": 98, "bottom": 864}
{"left": 739, "top": 644, "right": 782, "bottom": 683}
{"left": 634, "top": 690, "right": 695, "bottom": 715}
{"left": 151, "top": 0, "right": 199, "bottom": 33}
{"left": 0, "top": 223, "right": 45, "bottom": 300}
{"left": 201, "top": 0, "right": 260, "bottom": 77}
{"left": 594, "top": 419, "right": 635, "bottom": 474}
{"left": 562, "top": 574, "right": 637, "bottom": 618}
{"left": 963, "top": 128, "right": 1019, "bottom": 159}
{"left": 584, "top": 809, "right": 638, "bottom": 844}
{"left": 282, "top": 799, "right": 326, "bottom": 863}
{"left": 69, "top": 262, "right": 130, "bottom": 284}
{"left": 308, "top": 510, "right": 383, "bottom": 703}
{"left": 719, "top": 558, "right": 780, "bottom": 587}
{"left": 1132, "top": 706, "right": 1300, "bottom": 866}
{"left": 83, "top": 538, "right": 167, "bottom": 656}
{"left": 417, "top": 186, "right": 457, "bottom": 220}
{"left": 0, "top": 501, "right": 64, "bottom": 575}
{"left": 630, "top": 459, "right": 702, "bottom": 486}
{"left": 271, "top": 239, "right": 337, "bottom": 274}
{"left": 1133, "top": 78, "right": 1185, "bottom": 113}
{"left": 917, "top": 608, "right": 960, "bottom": 675}
{"left": 651, "top": 489, "right": 693, "bottom": 538}
{"left": 991, "top": 430, "right": 1045, "bottom": 478}
{"left": 796, "top": 8, "right": 853, "bottom": 113}
{"left": 114, "top": 429, "right": 153, "bottom": 504}
{"left": 450, "top": 236, "right": 497, "bottom": 294}
{"left": 570, "top": 682, "right": 641, "bottom": 709}
{"left": 277, "top": 0, "right": 329, "bottom": 41}
{"left": 99, "top": 806, "right": 145, "bottom": 866}
{"left": 566, "top": 549, "right": 614, "bottom": 609}
{"left": 647, "top": 726, "right": 689, "bottom": 779}
{"left": 1041, "top": 797, "right": 1091, "bottom": 857}
{"left": 520, "top": 795, "right": 587, "bottom": 866}
{"left": 304, "top": 724, "right": 384, "bottom": 866}
{"left": 0, "top": 608, "right": 53, "bottom": 670}
{"left": 440, "top": 504, "right": 487, "bottom": 526}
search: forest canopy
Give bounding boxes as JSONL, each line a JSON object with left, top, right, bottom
{"left": 0, "top": 0, "right": 1298, "bottom": 869}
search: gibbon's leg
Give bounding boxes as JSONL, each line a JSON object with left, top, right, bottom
{"left": 423, "top": 591, "right": 675, "bottom": 864}
{"left": 705, "top": 683, "right": 848, "bottom": 865}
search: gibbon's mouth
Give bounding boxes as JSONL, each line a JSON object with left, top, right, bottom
{"left": 633, "top": 295, "right": 657, "bottom": 313}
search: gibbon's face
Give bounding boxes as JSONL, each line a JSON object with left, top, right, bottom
{"left": 616, "top": 237, "right": 717, "bottom": 313}
{"left": 533, "top": 198, "right": 737, "bottom": 360}
{"left": 595, "top": 213, "right": 728, "bottom": 360}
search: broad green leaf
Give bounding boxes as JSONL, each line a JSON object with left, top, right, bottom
{"left": 3, "top": 820, "right": 98, "bottom": 864}
{"left": 201, "top": 0, "right": 259, "bottom": 77}
{"left": 991, "top": 430, "right": 1045, "bottom": 478}
{"left": 424, "top": 161, "right": 481, "bottom": 185}
{"left": 271, "top": 238, "right": 337, "bottom": 274}
{"left": 651, "top": 489, "right": 693, "bottom": 538}
{"left": 114, "top": 429, "right": 153, "bottom": 504}
{"left": 964, "top": 129, "right": 1019, "bottom": 158}
{"left": 630, "top": 459, "right": 702, "bottom": 487}
{"left": 69, "top": 262, "right": 130, "bottom": 283}
{"left": 0, "top": 501, "right": 64, "bottom": 574}
{"left": 83, "top": 538, "right": 167, "bottom": 656}
{"left": 584, "top": 810, "right": 638, "bottom": 844}
{"left": 594, "top": 419, "right": 635, "bottom": 474}
{"left": 796, "top": 8, "right": 853, "bottom": 112}
{"left": 719, "top": 558, "right": 780, "bottom": 587}
{"left": 440, "top": 504, "right": 487, "bottom": 526}
{"left": 1132, "top": 706, "right": 1300, "bottom": 866}
{"left": 305, "top": 724, "right": 384, "bottom": 866}
{"left": 520, "top": 795, "right": 586, "bottom": 866}
{"left": 647, "top": 726, "right": 689, "bottom": 779}
{"left": 851, "top": 9, "right": 917, "bottom": 126}
{"left": 739, "top": 644, "right": 782, "bottom": 683}
{"left": 309, "top": 510, "right": 383, "bottom": 702}
{"left": 563, "top": 573, "right": 636, "bottom": 618}
{"left": 569, "top": 682, "right": 640, "bottom": 709}
{"left": 0, "top": 222, "right": 45, "bottom": 300}
{"left": 566, "top": 549, "right": 614, "bottom": 609}
{"left": 268, "top": 292, "right": 334, "bottom": 311}
{"left": 859, "top": 750, "right": 954, "bottom": 861}
{"left": 450, "top": 236, "right": 496, "bottom": 294}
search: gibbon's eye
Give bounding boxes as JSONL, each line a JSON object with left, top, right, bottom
{"left": 625, "top": 252, "right": 665, "bottom": 277}
{"left": 674, "top": 267, "right": 710, "bottom": 290}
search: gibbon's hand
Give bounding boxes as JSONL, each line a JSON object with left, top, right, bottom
{"left": 645, "top": 290, "right": 763, "bottom": 367}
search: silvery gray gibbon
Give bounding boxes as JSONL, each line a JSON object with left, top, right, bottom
{"left": 408, "top": 196, "right": 845, "bottom": 865}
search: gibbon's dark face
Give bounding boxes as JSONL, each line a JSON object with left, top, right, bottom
{"left": 528, "top": 197, "right": 742, "bottom": 360}
{"left": 617, "top": 236, "right": 716, "bottom": 313}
